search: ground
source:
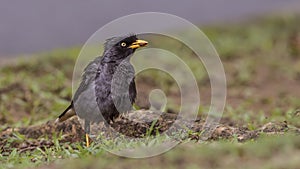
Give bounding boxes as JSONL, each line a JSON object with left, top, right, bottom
{"left": 1, "top": 14, "right": 300, "bottom": 169}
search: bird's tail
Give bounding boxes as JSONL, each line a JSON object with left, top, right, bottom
{"left": 55, "top": 102, "right": 76, "bottom": 123}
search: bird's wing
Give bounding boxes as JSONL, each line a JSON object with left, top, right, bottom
{"left": 72, "top": 56, "right": 104, "bottom": 122}
{"left": 56, "top": 56, "right": 102, "bottom": 123}
{"left": 73, "top": 56, "right": 102, "bottom": 101}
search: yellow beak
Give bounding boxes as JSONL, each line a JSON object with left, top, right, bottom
{"left": 129, "top": 40, "right": 148, "bottom": 49}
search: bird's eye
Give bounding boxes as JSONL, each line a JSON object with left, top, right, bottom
{"left": 121, "top": 42, "right": 127, "bottom": 47}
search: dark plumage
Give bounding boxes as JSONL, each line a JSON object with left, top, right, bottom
{"left": 56, "top": 34, "right": 148, "bottom": 146}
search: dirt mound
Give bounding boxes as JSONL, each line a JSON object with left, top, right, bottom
{"left": 1, "top": 110, "right": 298, "bottom": 155}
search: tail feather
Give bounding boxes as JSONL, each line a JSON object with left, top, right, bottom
{"left": 55, "top": 102, "right": 76, "bottom": 123}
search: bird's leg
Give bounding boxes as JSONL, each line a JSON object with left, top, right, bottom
{"left": 86, "top": 133, "right": 90, "bottom": 147}
{"left": 84, "top": 120, "right": 91, "bottom": 147}
{"left": 104, "top": 121, "right": 115, "bottom": 139}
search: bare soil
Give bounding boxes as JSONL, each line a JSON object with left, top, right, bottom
{"left": 1, "top": 109, "right": 299, "bottom": 155}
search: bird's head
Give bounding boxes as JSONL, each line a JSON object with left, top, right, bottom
{"left": 102, "top": 34, "right": 148, "bottom": 62}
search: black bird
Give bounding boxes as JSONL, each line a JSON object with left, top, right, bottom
{"left": 56, "top": 34, "right": 148, "bottom": 147}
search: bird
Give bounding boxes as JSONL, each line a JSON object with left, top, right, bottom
{"left": 55, "top": 34, "right": 148, "bottom": 147}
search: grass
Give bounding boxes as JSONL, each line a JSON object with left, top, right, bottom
{"left": 2, "top": 134, "right": 300, "bottom": 169}
{"left": 1, "top": 14, "right": 300, "bottom": 168}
